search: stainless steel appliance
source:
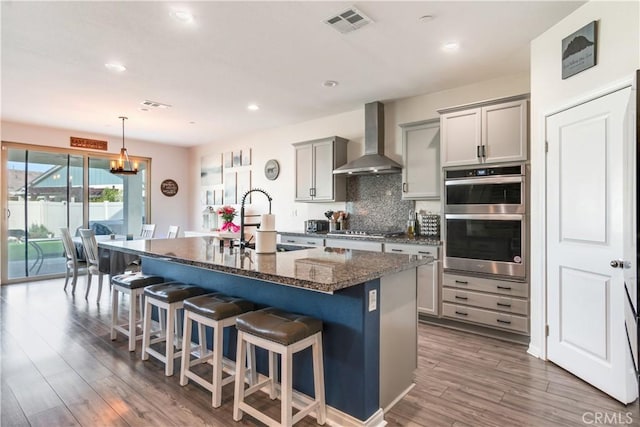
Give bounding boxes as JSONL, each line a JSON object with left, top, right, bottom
{"left": 443, "top": 163, "right": 527, "bottom": 279}
{"left": 305, "top": 219, "right": 329, "bottom": 233}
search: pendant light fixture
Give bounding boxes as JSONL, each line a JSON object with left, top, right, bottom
{"left": 110, "top": 116, "right": 138, "bottom": 175}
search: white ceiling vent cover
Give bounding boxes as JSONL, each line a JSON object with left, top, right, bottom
{"left": 140, "top": 100, "right": 172, "bottom": 109}
{"left": 324, "top": 7, "right": 373, "bottom": 34}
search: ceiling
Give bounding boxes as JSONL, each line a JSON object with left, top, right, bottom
{"left": 1, "top": 1, "right": 583, "bottom": 148}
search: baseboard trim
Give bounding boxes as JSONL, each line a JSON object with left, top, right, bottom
{"left": 252, "top": 373, "right": 386, "bottom": 427}
{"left": 383, "top": 383, "right": 415, "bottom": 413}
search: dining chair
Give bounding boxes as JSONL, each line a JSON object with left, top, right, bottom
{"left": 79, "top": 228, "right": 106, "bottom": 303}
{"left": 60, "top": 227, "right": 87, "bottom": 294}
{"left": 140, "top": 224, "right": 156, "bottom": 238}
{"left": 167, "top": 225, "right": 180, "bottom": 239}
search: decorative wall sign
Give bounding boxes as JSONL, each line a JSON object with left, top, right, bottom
{"left": 562, "top": 21, "right": 597, "bottom": 79}
{"left": 160, "top": 179, "right": 179, "bottom": 197}
{"left": 264, "top": 159, "right": 280, "bottom": 180}
{"left": 70, "top": 136, "right": 108, "bottom": 150}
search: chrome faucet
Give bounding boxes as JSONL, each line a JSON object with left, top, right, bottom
{"left": 239, "top": 188, "right": 273, "bottom": 249}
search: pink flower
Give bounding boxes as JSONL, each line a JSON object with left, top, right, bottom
{"left": 217, "top": 205, "right": 236, "bottom": 222}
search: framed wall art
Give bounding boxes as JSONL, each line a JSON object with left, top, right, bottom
{"left": 561, "top": 21, "right": 597, "bottom": 79}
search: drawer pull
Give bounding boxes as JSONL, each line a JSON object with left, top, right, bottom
{"left": 496, "top": 319, "right": 512, "bottom": 325}
{"left": 418, "top": 251, "right": 432, "bottom": 255}
{"left": 391, "top": 249, "right": 403, "bottom": 252}
{"left": 455, "top": 311, "right": 468, "bottom": 316}
{"left": 497, "top": 285, "right": 512, "bottom": 290}
{"left": 285, "top": 239, "right": 294, "bottom": 243}
{"left": 496, "top": 302, "right": 512, "bottom": 308}
{"left": 306, "top": 241, "right": 317, "bottom": 245}
{"left": 455, "top": 280, "right": 469, "bottom": 285}
{"left": 454, "top": 296, "right": 468, "bottom": 301}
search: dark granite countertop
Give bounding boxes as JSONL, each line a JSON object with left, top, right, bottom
{"left": 99, "top": 237, "right": 432, "bottom": 294}
{"left": 279, "top": 231, "right": 442, "bottom": 246}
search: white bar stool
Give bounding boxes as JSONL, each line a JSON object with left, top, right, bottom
{"left": 110, "top": 272, "right": 165, "bottom": 351}
{"left": 179, "top": 292, "right": 255, "bottom": 407}
{"left": 233, "top": 307, "right": 326, "bottom": 427}
{"left": 141, "top": 282, "right": 206, "bottom": 376}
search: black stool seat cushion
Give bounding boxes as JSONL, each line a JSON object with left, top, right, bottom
{"left": 236, "top": 307, "right": 322, "bottom": 346}
{"left": 184, "top": 293, "right": 254, "bottom": 321}
{"left": 111, "top": 273, "right": 165, "bottom": 290}
{"left": 144, "top": 282, "right": 206, "bottom": 303}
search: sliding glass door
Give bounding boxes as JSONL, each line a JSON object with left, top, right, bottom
{"left": 1, "top": 143, "right": 150, "bottom": 284}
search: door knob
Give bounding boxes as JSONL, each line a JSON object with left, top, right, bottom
{"left": 610, "top": 259, "right": 627, "bottom": 268}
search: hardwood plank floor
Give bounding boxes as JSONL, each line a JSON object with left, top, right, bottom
{"left": 1, "top": 278, "right": 638, "bottom": 426}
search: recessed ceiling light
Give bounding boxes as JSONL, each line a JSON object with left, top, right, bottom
{"left": 442, "top": 42, "right": 460, "bottom": 52}
{"left": 139, "top": 107, "right": 149, "bottom": 112}
{"left": 418, "top": 15, "right": 434, "bottom": 22}
{"left": 105, "top": 63, "right": 126, "bottom": 72}
{"left": 322, "top": 80, "right": 339, "bottom": 88}
{"left": 170, "top": 9, "right": 194, "bottom": 24}
{"left": 247, "top": 103, "right": 260, "bottom": 111}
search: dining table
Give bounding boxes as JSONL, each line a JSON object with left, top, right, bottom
{"left": 73, "top": 234, "right": 140, "bottom": 276}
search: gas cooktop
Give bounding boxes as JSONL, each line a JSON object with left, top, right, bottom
{"left": 326, "top": 230, "right": 405, "bottom": 239}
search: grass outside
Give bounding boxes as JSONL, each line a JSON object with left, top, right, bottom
{"left": 8, "top": 240, "right": 64, "bottom": 261}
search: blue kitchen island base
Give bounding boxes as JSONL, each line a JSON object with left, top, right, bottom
{"left": 142, "top": 256, "right": 417, "bottom": 426}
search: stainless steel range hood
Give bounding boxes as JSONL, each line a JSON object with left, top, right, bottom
{"left": 333, "top": 101, "right": 402, "bottom": 175}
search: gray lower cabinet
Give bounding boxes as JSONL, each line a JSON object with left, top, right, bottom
{"left": 325, "top": 238, "right": 383, "bottom": 252}
{"left": 384, "top": 243, "right": 440, "bottom": 317}
{"left": 442, "top": 272, "right": 529, "bottom": 334}
{"left": 279, "top": 235, "right": 324, "bottom": 247}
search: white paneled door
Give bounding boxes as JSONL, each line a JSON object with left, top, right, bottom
{"left": 546, "top": 86, "right": 637, "bottom": 404}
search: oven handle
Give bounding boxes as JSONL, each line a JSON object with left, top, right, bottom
{"left": 445, "top": 176, "right": 523, "bottom": 186}
{"left": 445, "top": 214, "right": 524, "bottom": 221}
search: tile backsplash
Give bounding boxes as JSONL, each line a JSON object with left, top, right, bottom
{"left": 346, "top": 174, "right": 414, "bottom": 232}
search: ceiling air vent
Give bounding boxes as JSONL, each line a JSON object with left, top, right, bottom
{"left": 140, "top": 100, "right": 172, "bottom": 109}
{"left": 324, "top": 7, "right": 373, "bottom": 34}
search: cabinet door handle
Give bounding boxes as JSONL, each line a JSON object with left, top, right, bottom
{"left": 455, "top": 311, "right": 468, "bottom": 316}
{"left": 418, "top": 251, "right": 431, "bottom": 255}
{"left": 481, "top": 145, "right": 486, "bottom": 158}
{"left": 497, "top": 285, "right": 512, "bottom": 290}
{"left": 455, "top": 280, "right": 469, "bottom": 284}
{"left": 497, "top": 319, "right": 512, "bottom": 325}
{"left": 391, "top": 249, "right": 403, "bottom": 252}
{"left": 455, "top": 296, "right": 468, "bottom": 301}
{"left": 402, "top": 182, "right": 408, "bottom": 192}
{"left": 476, "top": 146, "right": 481, "bottom": 159}
{"left": 497, "top": 302, "right": 512, "bottom": 308}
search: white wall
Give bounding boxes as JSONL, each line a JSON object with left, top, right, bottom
{"left": 1, "top": 121, "right": 191, "bottom": 236}
{"left": 529, "top": 0, "right": 640, "bottom": 357}
{"left": 189, "top": 72, "right": 530, "bottom": 232}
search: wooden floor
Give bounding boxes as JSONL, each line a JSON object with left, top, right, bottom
{"left": 1, "top": 278, "right": 637, "bottom": 427}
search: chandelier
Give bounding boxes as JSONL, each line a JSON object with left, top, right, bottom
{"left": 110, "top": 116, "right": 138, "bottom": 175}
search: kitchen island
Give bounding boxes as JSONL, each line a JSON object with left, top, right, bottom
{"left": 100, "top": 236, "right": 432, "bottom": 427}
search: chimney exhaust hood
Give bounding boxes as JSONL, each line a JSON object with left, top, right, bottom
{"left": 333, "top": 101, "right": 402, "bottom": 175}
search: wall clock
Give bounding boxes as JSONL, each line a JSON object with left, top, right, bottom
{"left": 264, "top": 159, "right": 280, "bottom": 180}
{"left": 160, "top": 179, "right": 179, "bottom": 197}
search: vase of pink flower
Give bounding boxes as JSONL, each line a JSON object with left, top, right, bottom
{"left": 217, "top": 205, "right": 239, "bottom": 232}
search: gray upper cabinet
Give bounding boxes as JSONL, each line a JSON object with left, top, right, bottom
{"left": 293, "top": 136, "right": 347, "bottom": 202}
{"left": 439, "top": 96, "right": 528, "bottom": 167}
{"left": 400, "top": 119, "right": 441, "bottom": 200}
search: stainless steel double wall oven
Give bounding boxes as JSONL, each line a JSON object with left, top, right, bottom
{"left": 443, "top": 163, "right": 527, "bottom": 279}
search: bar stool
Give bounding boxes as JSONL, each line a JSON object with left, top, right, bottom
{"left": 110, "top": 272, "right": 165, "bottom": 352}
{"left": 179, "top": 292, "right": 255, "bottom": 407}
{"left": 233, "top": 307, "right": 326, "bottom": 427}
{"left": 141, "top": 282, "right": 206, "bottom": 376}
